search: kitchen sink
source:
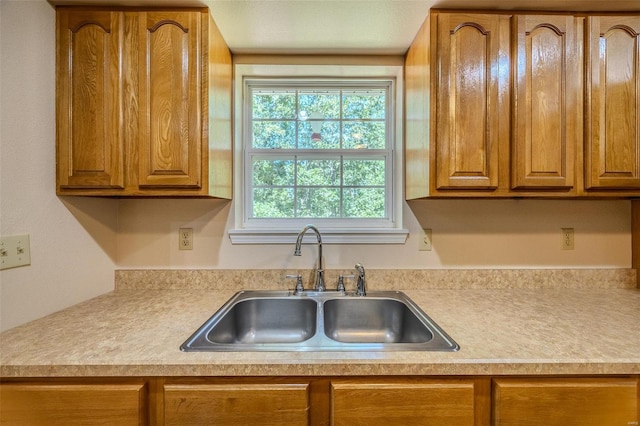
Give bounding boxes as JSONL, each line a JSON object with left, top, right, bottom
{"left": 206, "top": 298, "right": 317, "bottom": 344}
{"left": 181, "top": 290, "right": 459, "bottom": 352}
{"left": 323, "top": 298, "right": 433, "bottom": 344}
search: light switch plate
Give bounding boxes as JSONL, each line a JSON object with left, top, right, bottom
{"left": 0, "top": 234, "right": 31, "bottom": 270}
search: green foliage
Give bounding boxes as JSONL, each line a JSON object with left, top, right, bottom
{"left": 250, "top": 87, "right": 388, "bottom": 219}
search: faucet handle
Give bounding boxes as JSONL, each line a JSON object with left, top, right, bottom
{"left": 285, "top": 274, "right": 305, "bottom": 295}
{"left": 337, "top": 274, "right": 355, "bottom": 293}
{"left": 355, "top": 263, "right": 366, "bottom": 296}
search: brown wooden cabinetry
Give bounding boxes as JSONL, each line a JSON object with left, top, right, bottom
{"left": 406, "top": 10, "right": 640, "bottom": 198}
{"left": 585, "top": 16, "right": 640, "bottom": 192}
{"left": 433, "top": 13, "right": 510, "bottom": 192}
{"left": 0, "top": 376, "right": 637, "bottom": 425}
{"left": 0, "top": 380, "right": 147, "bottom": 425}
{"left": 511, "top": 15, "right": 581, "bottom": 192}
{"left": 56, "top": 7, "right": 232, "bottom": 197}
{"left": 493, "top": 377, "right": 639, "bottom": 426}
{"left": 161, "top": 380, "right": 311, "bottom": 425}
{"left": 330, "top": 378, "right": 487, "bottom": 425}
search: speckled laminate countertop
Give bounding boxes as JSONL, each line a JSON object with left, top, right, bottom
{"left": 1, "top": 284, "right": 639, "bottom": 377}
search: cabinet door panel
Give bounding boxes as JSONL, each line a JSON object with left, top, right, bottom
{"left": 586, "top": 16, "right": 640, "bottom": 189}
{"left": 331, "top": 381, "right": 476, "bottom": 426}
{"left": 137, "top": 11, "right": 202, "bottom": 188}
{"left": 0, "top": 382, "right": 147, "bottom": 425}
{"left": 57, "top": 11, "right": 124, "bottom": 190}
{"left": 512, "top": 15, "right": 578, "bottom": 190}
{"left": 163, "top": 383, "right": 310, "bottom": 425}
{"left": 435, "top": 13, "right": 510, "bottom": 190}
{"left": 493, "top": 378, "right": 638, "bottom": 426}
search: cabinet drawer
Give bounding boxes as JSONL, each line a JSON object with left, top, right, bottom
{"left": 0, "top": 382, "right": 147, "bottom": 425}
{"left": 493, "top": 377, "right": 639, "bottom": 426}
{"left": 163, "top": 382, "right": 310, "bottom": 425}
{"left": 331, "top": 379, "right": 477, "bottom": 426}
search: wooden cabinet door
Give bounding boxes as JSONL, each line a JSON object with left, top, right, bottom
{"left": 56, "top": 10, "right": 124, "bottom": 191}
{"left": 434, "top": 13, "right": 510, "bottom": 191}
{"left": 136, "top": 11, "right": 203, "bottom": 189}
{"left": 331, "top": 379, "right": 478, "bottom": 426}
{"left": 0, "top": 382, "right": 147, "bottom": 425}
{"left": 163, "top": 382, "right": 310, "bottom": 425}
{"left": 511, "top": 15, "right": 579, "bottom": 191}
{"left": 586, "top": 16, "right": 640, "bottom": 190}
{"left": 493, "top": 377, "right": 639, "bottom": 426}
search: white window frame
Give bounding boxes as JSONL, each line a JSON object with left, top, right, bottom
{"left": 229, "top": 64, "right": 408, "bottom": 244}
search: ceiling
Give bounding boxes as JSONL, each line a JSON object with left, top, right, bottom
{"left": 49, "top": 0, "right": 640, "bottom": 55}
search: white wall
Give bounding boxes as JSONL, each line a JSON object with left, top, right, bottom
{"left": 0, "top": 0, "right": 633, "bottom": 332}
{"left": 0, "top": 0, "right": 117, "bottom": 332}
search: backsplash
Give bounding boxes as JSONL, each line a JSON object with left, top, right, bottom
{"left": 115, "top": 268, "right": 636, "bottom": 291}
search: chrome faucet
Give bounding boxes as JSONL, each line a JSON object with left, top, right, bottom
{"left": 355, "top": 263, "right": 366, "bottom": 296}
{"left": 294, "top": 225, "right": 325, "bottom": 291}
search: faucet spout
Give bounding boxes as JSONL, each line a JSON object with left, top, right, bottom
{"left": 294, "top": 225, "right": 325, "bottom": 291}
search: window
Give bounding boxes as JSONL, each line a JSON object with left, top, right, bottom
{"left": 229, "top": 65, "right": 407, "bottom": 244}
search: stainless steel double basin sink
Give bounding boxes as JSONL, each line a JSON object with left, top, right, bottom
{"left": 181, "top": 290, "right": 459, "bottom": 352}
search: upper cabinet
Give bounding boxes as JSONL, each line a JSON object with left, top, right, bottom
{"left": 585, "top": 16, "right": 640, "bottom": 192}
{"left": 56, "top": 8, "right": 232, "bottom": 197}
{"left": 406, "top": 10, "right": 640, "bottom": 198}
{"left": 511, "top": 15, "right": 581, "bottom": 191}
{"left": 433, "top": 13, "right": 510, "bottom": 193}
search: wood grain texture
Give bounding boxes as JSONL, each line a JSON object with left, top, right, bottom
{"left": 56, "top": 10, "right": 124, "bottom": 190}
{"left": 163, "top": 382, "right": 310, "bottom": 425}
{"left": 330, "top": 379, "right": 476, "bottom": 426}
{"left": 404, "top": 14, "right": 431, "bottom": 200}
{"left": 493, "top": 377, "right": 639, "bottom": 426}
{"left": 137, "top": 11, "right": 201, "bottom": 188}
{"left": 585, "top": 15, "right": 640, "bottom": 190}
{"left": 0, "top": 381, "right": 147, "bottom": 425}
{"left": 434, "top": 12, "right": 511, "bottom": 191}
{"left": 55, "top": 8, "right": 232, "bottom": 197}
{"left": 206, "top": 11, "right": 233, "bottom": 199}
{"left": 511, "top": 15, "right": 579, "bottom": 191}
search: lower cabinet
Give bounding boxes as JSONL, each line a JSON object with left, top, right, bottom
{"left": 1, "top": 376, "right": 637, "bottom": 425}
{"left": 492, "top": 377, "right": 639, "bottom": 426}
{"left": 0, "top": 379, "right": 147, "bottom": 425}
{"left": 161, "top": 379, "right": 311, "bottom": 425}
{"left": 330, "top": 378, "right": 485, "bottom": 425}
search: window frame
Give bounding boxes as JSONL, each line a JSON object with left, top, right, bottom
{"left": 229, "top": 64, "right": 408, "bottom": 244}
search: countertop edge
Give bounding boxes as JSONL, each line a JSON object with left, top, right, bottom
{"left": 2, "top": 362, "right": 640, "bottom": 378}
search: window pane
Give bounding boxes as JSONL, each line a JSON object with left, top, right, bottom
{"left": 297, "top": 159, "right": 340, "bottom": 186}
{"left": 343, "top": 91, "right": 386, "bottom": 119}
{"left": 252, "top": 92, "right": 296, "bottom": 119}
{"left": 343, "top": 188, "right": 385, "bottom": 218}
{"left": 252, "top": 159, "right": 294, "bottom": 186}
{"left": 296, "top": 188, "right": 340, "bottom": 218}
{"left": 298, "top": 120, "right": 340, "bottom": 149}
{"left": 344, "top": 160, "right": 385, "bottom": 186}
{"left": 252, "top": 188, "right": 294, "bottom": 218}
{"left": 299, "top": 91, "right": 340, "bottom": 119}
{"left": 343, "top": 121, "right": 386, "bottom": 149}
{"left": 253, "top": 121, "right": 296, "bottom": 149}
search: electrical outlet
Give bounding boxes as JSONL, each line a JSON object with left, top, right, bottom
{"left": 0, "top": 234, "right": 31, "bottom": 270}
{"left": 419, "top": 228, "right": 432, "bottom": 251}
{"left": 179, "top": 228, "right": 193, "bottom": 250}
{"left": 561, "top": 228, "right": 574, "bottom": 250}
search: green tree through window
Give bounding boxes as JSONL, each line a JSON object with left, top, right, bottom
{"left": 248, "top": 83, "right": 391, "bottom": 221}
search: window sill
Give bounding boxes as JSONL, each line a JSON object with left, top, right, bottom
{"left": 228, "top": 228, "right": 409, "bottom": 244}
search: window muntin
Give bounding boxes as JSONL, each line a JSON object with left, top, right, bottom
{"left": 245, "top": 80, "right": 393, "bottom": 227}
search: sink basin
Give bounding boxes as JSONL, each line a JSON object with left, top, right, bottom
{"left": 323, "top": 298, "right": 433, "bottom": 343}
{"left": 181, "top": 290, "right": 458, "bottom": 352}
{"left": 207, "top": 298, "right": 317, "bottom": 344}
